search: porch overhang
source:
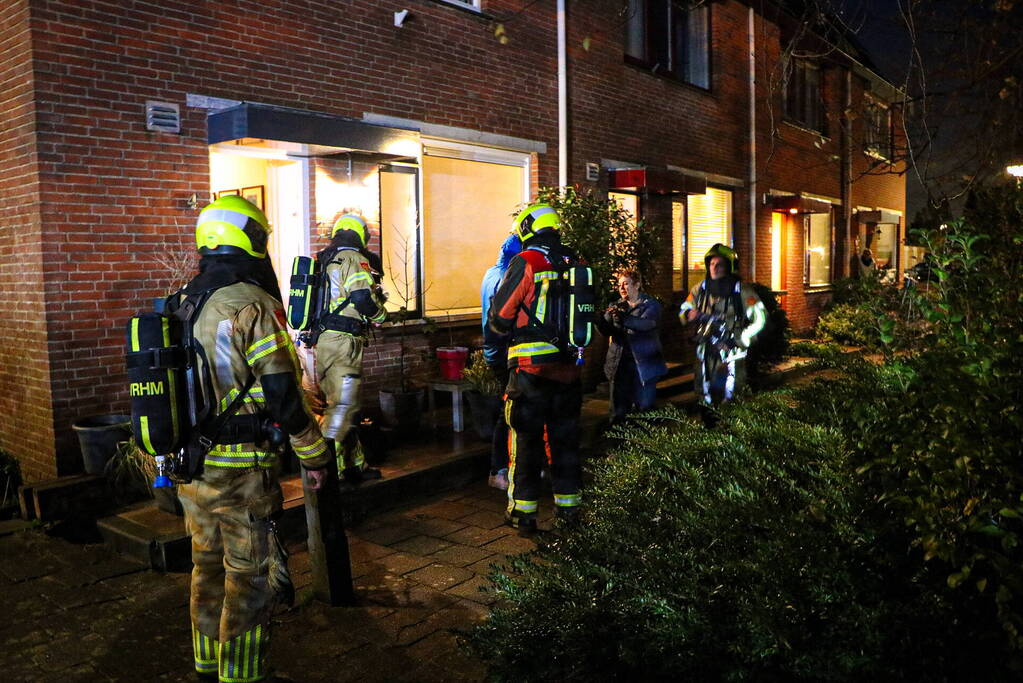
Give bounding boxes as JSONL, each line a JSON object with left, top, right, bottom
{"left": 608, "top": 167, "right": 707, "bottom": 195}
{"left": 208, "top": 103, "right": 420, "bottom": 159}
{"left": 856, "top": 209, "right": 902, "bottom": 224}
{"left": 770, "top": 194, "right": 833, "bottom": 215}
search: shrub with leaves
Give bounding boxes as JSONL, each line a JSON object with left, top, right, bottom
{"left": 0, "top": 449, "right": 22, "bottom": 509}
{"left": 746, "top": 282, "right": 790, "bottom": 377}
{"left": 535, "top": 186, "right": 663, "bottom": 308}
{"left": 466, "top": 397, "right": 999, "bottom": 681}
{"left": 461, "top": 350, "right": 502, "bottom": 396}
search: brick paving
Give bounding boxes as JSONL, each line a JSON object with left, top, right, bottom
{"left": 0, "top": 480, "right": 538, "bottom": 682}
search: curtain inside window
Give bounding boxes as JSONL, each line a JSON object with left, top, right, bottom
{"left": 685, "top": 4, "right": 710, "bottom": 88}
{"left": 422, "top": 154, "right": 525, "bottom": 315}
{"left": 806, "top": 212, "right": 831, "bottom": 285}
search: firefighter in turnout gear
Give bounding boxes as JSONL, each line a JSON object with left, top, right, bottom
{"left": 679, "top": 243, "right": 766, "bottom": 407}
{"left": 488, "top": 203, "right": 585, "bottom": 533}
{"left": 174, "top": 195, "right": 331, "bottom": 682}
{"left": 314, "top": 213, "right": 388, "bottom": 488}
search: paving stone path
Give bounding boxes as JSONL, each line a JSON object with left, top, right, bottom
{"left": 0, "top": 480, "right": 538, "bottom": 682}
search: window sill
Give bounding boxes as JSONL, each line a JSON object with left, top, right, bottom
{"left": 803, "top": 285, "right": 833, "bottom": 294}
{"left": 427, "top": 0, "right": 495, "bottom": 20}
{"left": 624, "top": 59, "right": 713, "bottom": 96}
{"left": 782, "top": 119, "right": 829, "bottom": 140}
{"left": 864, "top": 148, "right": 893, "bottom": 163}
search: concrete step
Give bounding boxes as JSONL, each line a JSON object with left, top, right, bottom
{"left": 96, "top": 502, "right": 191, "bottom": 573}
{"left": 656, "top": 370, "right": 695, "bottom": 399}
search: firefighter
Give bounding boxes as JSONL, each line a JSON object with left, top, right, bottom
{"left": 678, "top": 243, "right": 766, "bottom": 407}
{"left": 314, "top": 213, "right": 388, "bottom": 488}
{"left": 176, "top": 195, "right": 331, "bottom": 682}
{"left": 488, "top": 203, "right": 584, "bottom": 532}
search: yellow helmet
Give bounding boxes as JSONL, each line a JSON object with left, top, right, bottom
{"left": 195, "top": 195, "right": 271, "bottom": 258}
{"left": 331, "top": 213, "right": 369, "bottom": 247}
{"left": 704, "top": 243, "right": 738, "bottom": 274}
{"left": 513, "top": 203, "right": 560, "bottom": 242}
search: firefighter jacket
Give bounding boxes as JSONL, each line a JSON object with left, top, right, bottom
{"left": 678, "top": 278, "right": 767, "bottom": 363}
{"left": 320, "top": 247, "right": 387, "bottom": 334}
{"left": 192, "top": 281, "right": 330, "bottom": 472}
{"left": 488, "top": 232, "right": 581, "bottom": 384}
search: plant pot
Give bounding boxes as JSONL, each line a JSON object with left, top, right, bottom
{"left": 378, "top": 387, "right": 425, "bottom": 436}
{"left": 436, "top": 346, "right": 469, "bottom": 380}
{"left": 72, "top": 414, "right": 132, "bottom": 475}
{"left": 465, "top": 390, "right": 502, "bottom": 441}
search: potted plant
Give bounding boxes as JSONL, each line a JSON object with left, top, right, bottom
{"left": 378, "top": 233, "right": 427, "bottom": 433}
{"left": 461, "top": 350, "right": 504, "bottom": 440}
{"left": 435, "top": 307, "right": 469, "bottom": 380}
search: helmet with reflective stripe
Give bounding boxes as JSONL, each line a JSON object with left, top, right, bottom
{"left": 513, "top": 203, "right": 560, "bottom": 243}
{"left": 331, "top": 213, "right": 369, "bottom": 246}
{"left": 195, "top": 195, "right": 271, "bottom": 258}
{"left": 704, "top": 243, "right": 738, "bottom": 274}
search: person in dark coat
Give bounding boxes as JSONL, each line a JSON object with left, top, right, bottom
{"left": 598, "top": 270, "right": 667, "bottom": 423}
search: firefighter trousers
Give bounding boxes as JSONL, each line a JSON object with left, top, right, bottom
{"left": 315, "top": 331, "right": 366, "bottom": 471}
{"left": 178, "top": 468, "right": 283, "bottom": 682}
{"left": 505, "top": 371, "right": 583, "bottom": 523}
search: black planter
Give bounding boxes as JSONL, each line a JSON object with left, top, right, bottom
{"left": 72, "top": 414, "right": 131, "bottom": 475}
{"left": 465, "top": 390, "right": 502, "bottom": 441}
{"left": 378, "top": 387, "right": 424, "bottom": 437}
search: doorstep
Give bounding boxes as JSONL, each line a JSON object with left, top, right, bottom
{"left": 97, "top": 423, "right": 491, "bottom": 573}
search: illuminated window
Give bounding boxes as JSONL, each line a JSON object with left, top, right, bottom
{"left": 625, "top": 0, "right": 710, "bottom": 89}
{"left": 804, "top": 212, "right": 832, "bottom": 286}
{"left": 421, "top": 143, "right": 529, "bottom": 316}
{"left": 686, "top": 187, "right": 732, "bottom": 291}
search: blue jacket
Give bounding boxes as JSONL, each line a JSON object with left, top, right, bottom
{"left": 481, "top": 234, "right": 522, "bottom": 367}
{"left": 600, "top": 293, "right": 668, "bottom": 386}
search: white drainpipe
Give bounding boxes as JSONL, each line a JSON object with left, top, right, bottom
{"left": 558, "top": 0, "right": 568, "bottom": 189}
{"left": 747, "top": 7, "right": 757, "bottom": 281}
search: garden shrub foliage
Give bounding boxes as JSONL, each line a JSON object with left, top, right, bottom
{"left": 466, "top": 184, "right": 1023, "bottom": 680}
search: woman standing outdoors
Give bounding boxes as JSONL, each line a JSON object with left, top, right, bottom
{"left": 598, "top": 270, "right": 667, "bottom": 423}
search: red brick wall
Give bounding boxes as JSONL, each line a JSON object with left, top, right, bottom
{"left": 0, "top": 0, "right": 56, "bottom": 482}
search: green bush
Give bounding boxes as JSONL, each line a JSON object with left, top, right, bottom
{"left": 467, "top": 398, "right": 999, "bottom": 681}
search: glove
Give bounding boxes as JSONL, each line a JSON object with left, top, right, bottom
{"left": 303, "top": 467, "right": 327, "bottom": 491}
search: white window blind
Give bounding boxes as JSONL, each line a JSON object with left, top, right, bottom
{"left": 686, "top": 187, "right": 732, "bottom": 290}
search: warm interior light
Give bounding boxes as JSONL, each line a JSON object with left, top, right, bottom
{"left": 789, "top": 208, "right": 799, "bottom": 214}
{"left": 1007, "top": 164, "right": 1023, "bottom": 178}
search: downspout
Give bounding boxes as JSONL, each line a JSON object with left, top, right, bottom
{"left": 558, "top": 0, "right": 568, "bottom": 189}
{"left": 842, "top": 69, "right": 853, "bottom": 278}
{"left": 747, "top": 7, "right": 757, "bottom": 281}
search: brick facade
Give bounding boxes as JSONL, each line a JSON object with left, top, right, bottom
{"left": 0, "top": 0, "right": 904, "bottom": 480}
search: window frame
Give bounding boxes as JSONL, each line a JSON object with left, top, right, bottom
{"left": 783, "top": 57, "right": 826, "bottom": 134}
{"left": 624, "top": 0, "right": 711, "bottom": 90}
{"left": 863, "top": 96, "right": 894, "bottom": 161}
{"left": 803, "top": 210, "right": 834, "bottom": 288}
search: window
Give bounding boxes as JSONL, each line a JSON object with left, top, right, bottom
{"left": 435, "top": 0, "right": 480, "bottom": 9}
{"left": 804, "top": 212, "right": 832, "bottom": 286}
{"left": 686, "top": 187, "right": 732, "bottom": 291}
{"left": 783, "top": 57, "right": 825, "bottom": 133}
{"left": 420, "top": 142, "right": 529, "bottom": 316}
{"left": 864, "top": 99, "right": 893, "bottom": 160}
{"left": 625, "top": 0, "right": 710, "bottom": 89}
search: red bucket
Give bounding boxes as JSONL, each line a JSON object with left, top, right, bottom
{"left": 437, "top": 346, "right": 469, "bottom": 380}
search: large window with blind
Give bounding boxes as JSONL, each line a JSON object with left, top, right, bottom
{"left": 685, "top": 187, "right": 733, "bottom": 291}
{"left": 421, "top": 142, "right": 529, "bottom": 316}
{"left": 804, "top": 212, "right": 832, "bottom": 286}
{"left": 378, "top": 143, "right": 530, "bottom": 317}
